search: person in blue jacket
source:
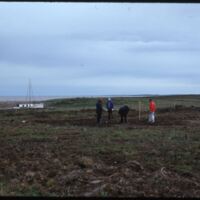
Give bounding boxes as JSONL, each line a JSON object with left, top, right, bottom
{"left": 106, "top": 97, "right": 114, "bottom": 121}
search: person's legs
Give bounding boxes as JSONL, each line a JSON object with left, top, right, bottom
{"left": 124, "top": 114, "right": 127, "bottom": 123}
{"left": 110, "top": 110, "right": 113, "bottom": 119}
{"left": 148, "top": 112, "right": 155, "bottom": 124}
{"left": 108, "top": 110, "right": 112, "bottom": 120}
{"left": 99, "top": 113, "right": 102, "bottom": 124}
{"left": 148, "top": 113, "right": 151, "bottom": 123}
{"left": 120, "top": 114, "right": 123, "bottom": 123}
{"left": 152, "top": 112, "right": 155, "bottom": 123}
{"left": 149, "top": 112, "right": 152, "bottom": 123}
{"left": 97, "top": 113, "right": 101, "bottom": 124}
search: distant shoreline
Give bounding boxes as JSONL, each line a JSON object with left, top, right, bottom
{"left": 0, "top": 95, "right": 148, "bottom": 102}
{"left": 0, "top": 94, "right": 199, "bottom": 102}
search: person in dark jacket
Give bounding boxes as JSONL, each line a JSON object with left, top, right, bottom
{"left": 106, "top": 97, "right": 114, "bottom": 121}
{"left": 96, "top": 98, "right": 103, "bottom": 124}
{"left": 118, "top": 105, "right": 129, "bottom": 123}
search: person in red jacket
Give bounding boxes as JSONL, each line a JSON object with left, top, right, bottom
{"left": 148, "top": 98, "right": 156, "bottom": 124}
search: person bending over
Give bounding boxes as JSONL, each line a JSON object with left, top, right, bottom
{"left": 118, "top": 105, "right": 129, "bottom": 123}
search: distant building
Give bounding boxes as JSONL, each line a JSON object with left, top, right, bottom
{"left": 13, "top": 79, "right": 45, "bottom": 109}
{"left": 16, "top": 103, "right": 44, "bottom": 109}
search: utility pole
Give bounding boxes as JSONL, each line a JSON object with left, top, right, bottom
{"left": 26, "top": 78, "right": 33, "bottom": 106}
{"left": 138, "top": 101, "right": 141, "bottom": 120}
{"left": 29, "top": 78, "right": 32, "bottom": 104}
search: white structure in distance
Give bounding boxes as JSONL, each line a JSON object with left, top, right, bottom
{"left": 14, "top": 103, "right": 44, "bottom": 109}
{"left": 13, "top": 79, "right": 45, "bottom": 109}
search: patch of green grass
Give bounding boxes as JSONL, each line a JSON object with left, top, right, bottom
{"left": 174, "top": 164, "right": 193, "bottom": 174}
{"left": 100, "top": 191, "right": 109, "bottom": 197}
{"left": 14, "top": 186, "right": 43, "bottom": 197}
{"left": 77, "top": 126, "right": 200, "bottom": 173}
{"left": 44, "top": 95, "right": 200, "bottom": 111}
{"left": 0, "top": 181, "right": 7, "bottom": 196}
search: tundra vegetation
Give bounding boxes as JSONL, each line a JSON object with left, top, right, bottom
{"left": 0, "top": 95, "right": 200, "bottom": 197}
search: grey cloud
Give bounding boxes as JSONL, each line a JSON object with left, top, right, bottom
{"left": 1, "top": 3, "right": 200, "bottom": 96}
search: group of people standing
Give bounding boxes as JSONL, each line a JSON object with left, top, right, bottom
{"left": 96, "top": 98, "right": 114, "bottom": 124}
{"left": 96, "top": 98, "right": 156, "bottom": 125}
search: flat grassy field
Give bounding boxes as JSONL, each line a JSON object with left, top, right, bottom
{"left": 0, "top": 95, "right": 200, "bottom": 197}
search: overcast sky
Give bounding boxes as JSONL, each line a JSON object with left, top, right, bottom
{"left": 0, "top": 2, "right": 200, "bottom": 96}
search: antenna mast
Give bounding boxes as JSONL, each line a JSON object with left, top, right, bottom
{"left": 26, "top": 78, "right": 33, "bottom": 104}
{"left": 29, "top": 79, "right": 32, "bottom": 104}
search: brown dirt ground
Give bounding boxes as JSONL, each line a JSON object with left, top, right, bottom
{"left": 0, "top": 107, "right": 200, "bottom": 197}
